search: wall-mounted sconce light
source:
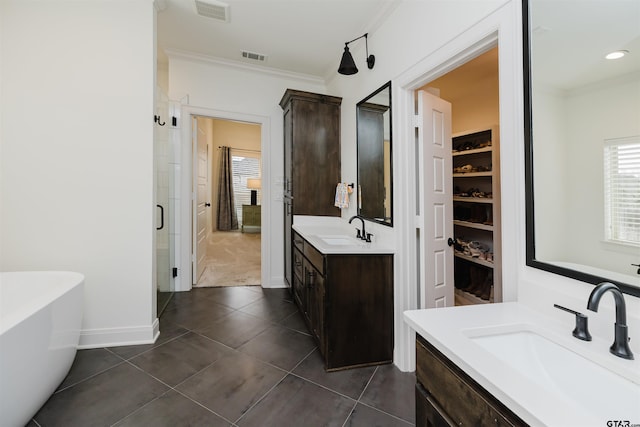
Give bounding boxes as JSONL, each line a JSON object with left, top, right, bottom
{"left": 338, "top": 33, "right": 375, "bottom": 75}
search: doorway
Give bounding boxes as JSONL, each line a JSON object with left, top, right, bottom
{"left": 417, "top": 47, "right": 501, "bottom": 307}
{"left": 192, "top": 116, "right": 263, "bottom": 288}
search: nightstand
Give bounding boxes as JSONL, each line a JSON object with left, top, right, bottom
{"left": 241, "top": 204, "right": 261, "bottom": 233}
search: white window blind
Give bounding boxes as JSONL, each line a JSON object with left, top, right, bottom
{"left": 231, "top": 151, "right": 261, "bottom": 225}
{"left": 604, "top": 136, "right": 640, "bottom": 246}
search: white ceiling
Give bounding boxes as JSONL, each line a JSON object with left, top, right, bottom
{"left": 531, "top": 0, "right": 640, "bottom": 91}
{"left": 156, "top": 0, "right": 400, "bottom": 80}
{"left": 157, "top": 1, "right": 640, "bottom": 88}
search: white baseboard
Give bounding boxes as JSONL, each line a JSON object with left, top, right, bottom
{"left": 78, "top": 317, "right": 160, "bottom": 349}
{"left": 266, "top": 275, "right": 286, "bottom": 288}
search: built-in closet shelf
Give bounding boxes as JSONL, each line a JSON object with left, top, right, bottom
{"left": 454, "top": 288, "right": 492, "bottom": 305}
{"left": 452, "top": 146, "right": 493, "bottom": 156}
{"left": 453, "top": 171, "right": 493, "bottom": 178}
{"left": 453, "top": 197, "right": 493, "bottom": 204}
{"left": 452, "top": 125, "right": 501, "bottom": 304}
{"left": 453, "top": 220, "right": 493, "bottom": 231}
{"left": 455, "top": 252, "right": 494, "bottom": 268}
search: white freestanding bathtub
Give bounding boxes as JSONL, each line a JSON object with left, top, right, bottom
{"left": 0, "top": 271, "right": 84, "bottom": 427}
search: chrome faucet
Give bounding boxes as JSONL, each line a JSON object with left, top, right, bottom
{"left": 348, "top": 215, "right": 372, "bottom": 242}
{"left": 587, "top": 282, "right": 634, "bottom": 360}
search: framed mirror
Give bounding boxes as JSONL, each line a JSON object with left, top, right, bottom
{"left": 357, "top": 81, "right": 392, "bottom": 226}
{"left": 523, "top": 0, "right": 640, "bottom": 296}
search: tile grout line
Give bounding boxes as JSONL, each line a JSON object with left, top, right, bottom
{"left": 357, "top": 365, "right": 379, "bottom": 402}
{"left": 340, "top": 365, "right": 379, "bottom": 427}
{"left": 356, "top": 365, "right": 417, "bottom": 425}
{"left": 107, "top": 359, "right": 234, "bottom": 426}
{"left": 53, "top": 356, "right": 128, "bottom": 394}
{"left": 231, "top": 369, "right": 290, "bottom": 425}
{"left": 232, "top": 344, "right": 317, "bottom": 425}
{"left": 171, "top": 388, "right": 238, "bottom": 426}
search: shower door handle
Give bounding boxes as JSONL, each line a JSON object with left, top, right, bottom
{"left": 156, "top": 204, "right": 164, "bottom": 230}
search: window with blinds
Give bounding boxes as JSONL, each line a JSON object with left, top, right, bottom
{"left": 231, "top": 151, "right": 261, "bottom": 225}
{"left": 604, "top": 136, "right": 640, "bottom": 246}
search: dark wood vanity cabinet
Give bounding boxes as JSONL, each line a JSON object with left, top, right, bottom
{"left": 292, "top": 231, "right": 393, "bottom": 371}
{"left": 280, "top": 89, "right": 341, "bottom": 216}
{"left": 415, "top": 335, "right": 527, "bottom": 427}
{"left": 281, "top": 89, "right": 341, "bottom": 288}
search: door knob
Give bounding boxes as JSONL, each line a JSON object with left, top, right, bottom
{"left": 205, "top": 202, "right": 211, "bottom": 207}
{"left": 447, "top": 237, "right": 455, "bottom": 247}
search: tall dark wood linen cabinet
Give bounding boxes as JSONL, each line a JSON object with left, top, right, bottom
{"left": 280, "top": 89, "right": 342, "bottom": 288}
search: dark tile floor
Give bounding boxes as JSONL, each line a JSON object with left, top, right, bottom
{"left": 30, "top": 286, "right": 416, "bottom": 427}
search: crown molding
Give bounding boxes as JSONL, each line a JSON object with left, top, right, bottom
{"left": 164, "top": 48, "right": 325, "bottom": 85}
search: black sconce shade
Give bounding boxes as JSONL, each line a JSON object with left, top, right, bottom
{"left": 338, "top": 46, "right": 358, "bottom": 75}
{"left": 338, "top": 33, "right": 375, "bottom": 75}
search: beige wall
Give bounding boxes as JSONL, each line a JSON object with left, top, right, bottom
{"left": 422, "top": 47, "right": 500, "bottom": 134}
{"left": 209, "top": 118, "right": 261, "bottom": 230}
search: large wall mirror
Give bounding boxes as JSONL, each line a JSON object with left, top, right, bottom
{"left": 357, "top": 81, "right": 392, "bottom": 226}
{"left": 524, "top": 0, "right": 640, "bottom": 296}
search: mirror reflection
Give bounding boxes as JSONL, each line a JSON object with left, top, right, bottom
{"left": 525, "top": 0, "right": 640, "bottom": 294}
{"left": 357, "top": 81, "right": 392, "bottom": 226}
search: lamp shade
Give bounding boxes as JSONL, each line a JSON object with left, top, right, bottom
{"left": 247, "top": 178, "right": 261, "bottom": 189}
{"left": 338, "top": 46, "right": 358, "bottom": 75}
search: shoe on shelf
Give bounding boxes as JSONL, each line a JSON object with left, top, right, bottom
{"left": 468, "top": 241, "right": 489, "bottom": 258}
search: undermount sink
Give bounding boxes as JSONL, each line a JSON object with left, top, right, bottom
{"left": 317, "top": 235, "right": 361, "bottom": 246}
{"left": 469, "top": 328, "right": 640, "bottom": 420}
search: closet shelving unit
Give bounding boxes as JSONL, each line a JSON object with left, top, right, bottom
{"left": 452, "top": 126, "right": 501, "bottom": 305}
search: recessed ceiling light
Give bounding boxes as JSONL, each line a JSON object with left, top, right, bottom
{"left": 605, "top": 50, "right": 629, "bottom": 60}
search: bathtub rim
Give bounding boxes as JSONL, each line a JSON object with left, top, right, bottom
{"left": 0, "top": 270, "right": 85, "bottom": 335}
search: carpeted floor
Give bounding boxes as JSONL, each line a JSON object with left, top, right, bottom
{"left": 195, "top": 230, "right": 261, "bottom": 287}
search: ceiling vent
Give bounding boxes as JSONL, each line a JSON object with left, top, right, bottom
{"left": 195, "top": 0, "right": 229, "bottom": 22}
{"left": 242, "top": 51, "right": 267, "bottom": 62}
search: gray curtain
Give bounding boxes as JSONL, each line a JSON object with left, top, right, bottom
{"left": 216, "top": 146, "right": 238, "bottom": 230}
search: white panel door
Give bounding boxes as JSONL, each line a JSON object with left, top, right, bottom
{"left": 193, "top": 118, "right": 208, "bottom": 284}
{"left": 417, "top": 90, "right": 454, "bottom": 308}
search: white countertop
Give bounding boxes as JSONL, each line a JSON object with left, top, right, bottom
{"left": 404, "top": 303, "right": 640, "bottom": 427}
{"left": 292, "top": 217, "right": 394, "bottom": 255}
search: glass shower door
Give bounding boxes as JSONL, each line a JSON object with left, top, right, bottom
{"left": 155, "top": 87, "right": 173, "bottom": 314}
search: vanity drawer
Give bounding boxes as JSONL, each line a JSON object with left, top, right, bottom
{"left": 293, "top": 232, "right": 304, "bottom": 252}
{"left": 416, "top": 336, "right": 526, "bottom": 427}
{"left": 303, "top": 241, "right": 324, "bottom": 275}
{"left": 416, "top": 383, "right": 455, "bottom": 427}
{"left": 292, "top": 271, "right": 305, "bottom": 310}
{"left": 293, "top": 247, "right": 304, "bottom": 279}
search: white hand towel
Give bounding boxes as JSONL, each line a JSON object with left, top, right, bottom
{"left": 334, "top": 183, "right": 349, "bottom": 209}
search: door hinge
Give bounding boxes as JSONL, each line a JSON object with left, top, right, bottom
{"left": 413, "top": 114, "right": 421, "bottom": 128}
{"left": 172, "top": 267, "right": 178, "bottom": 278}
{"left": 172, "top": 116, "right": 177, "bottom": 127}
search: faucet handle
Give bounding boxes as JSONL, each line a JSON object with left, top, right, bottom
{"left": 554, "top": 304, "right": 592, "bottom": 341}
{"left": 355, "top": 228, "right": 362, "bottom": 239}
